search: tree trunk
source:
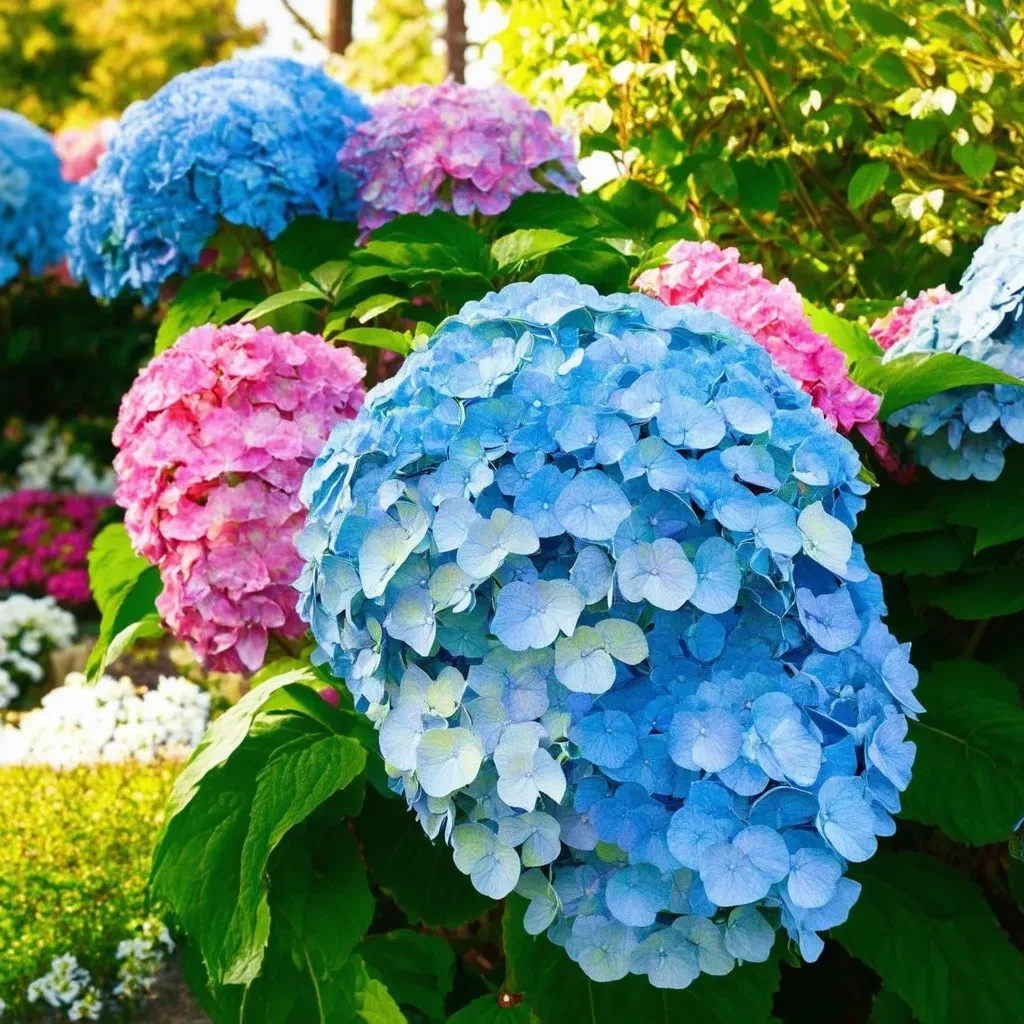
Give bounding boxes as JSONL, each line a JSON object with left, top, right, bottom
{"left": 329, "top": 0, "right": 354, "bottom": 54}
{"left": 446, "top": 0, "right": 467, "bottom": 83}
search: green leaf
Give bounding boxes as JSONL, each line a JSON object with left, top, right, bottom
{"left": 447, "top": 996, "right": 532, "bottom": 1024}
{"left": 492, "top": 228, "right": 575, "bottom": 271}
{"left": 865, "top": 531, "right": 964, "bottom": 576}
{"left": 503, "top": 894, "right": 780, "bottom": 1023}
{"left": 359, "top": 930, "right": 455, "bottom": 1022}
{"left": 901, "top": 660, "right": 1024, "bottom": 845}
{"left": 804, "top": 301, "right": 883, "bottom": 363}
{"left": 85, "top": 525, "right": 164, "bottom": 681}
{"left": 853, "top": 353, "right": 1024, "bottom": 418}
{"left": 154, "top": 272, "right": 228, "bottom": 353}
{"left": 355, "top": 788, "right": 493, "bottom": 929}
{"left": 240, "top": 285, "right": 327, "bottom": 324}
{"left": 498, "top": 192, "right": 601, "bottom": 233}
{"left": 848, "top": 162, "right": 891, "bottom": 210}
{"left": 328, "top": 326, "right": 413, "bottom": 354}
{"left": 952, "top": 142, "right": 996, "bottom": 181}
{"left": 733, "top": 159, "right": 782, "bottom": 213}
{"left": 835, "top": 852, "right": 1024, "bottom": 1024}
{"left": 870, "top": 987, "right": 916, "bottom": 1024}
{"left": 152, "top": 701, "right": 367, "bottom": 986}
{"left": 351, "top": 293, "right": 408, "bottom": 323}
{"left": 272, "top": 216, "right": 358, "bottom": 276}
{"left": 851, "top": 3, "right": 913, "bottom": 37}
{"left": 917, "top": 566, "right": 1024, "bottom": 620}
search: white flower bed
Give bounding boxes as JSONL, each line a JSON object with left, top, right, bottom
{"left": 0, "top": 672, "right": 210, "bottom": 767}
{"left": 0, "top": 594, "right": 77, "bottom": 709}
{"left": 15, "top": 423, "right": 115, "bottom": 495}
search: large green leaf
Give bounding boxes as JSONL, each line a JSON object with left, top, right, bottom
{"left": 503, "top": 894, "right": 780, "bottom": 1024}
{"left": 835, "top": 852, "right": 1024, "bottom": 1024}
{"left": 272, "top": 217, "right": 358, "bottom": 276}
{"left": 152, "top": 708, "right": 366, "bottom": 986}
{"left": 865, "top": 531, "right": 964, "bottom": 576}
{"left": 901, "top": 660, "right": 1024, "bottom": 845}
{"left": 447, "top": 996, "right": 532, "bottom": 1024}
{"left": 491, "top": 228, "right": 574, "bottom": 272}
{"left": 240, "top": 284, "right": 327, "bottom": 324}
{"left": 359, "top": 930, "right": 455, "bottom": 1022}
{"left": 85, "top": 523, "right": 164, "bottom": 680}
{"left": 870, "top": 987, "right": 916, "bottom": 1023}
{"left": 354, "top": 788, "right": 493, "bottom": 929}
{"left": 915, "top": 566, "right": 1024, "bottom": 620}
{"left": 804, "top": 302, "right": 883, "bottom": 364}
{"left": 154, "top": 271, "right": 228, "bottom": 354}
{"left": 853, "top": 353, "right": 1024, "bottom": 418}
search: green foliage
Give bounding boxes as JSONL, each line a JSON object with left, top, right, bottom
{"left": 85, "top": 522, "right": 164, "bottom": 680}
{"left": 496, "top": 0, "right": 1024, "bottom": 301}
{"left": 901, "top": 660, "right": 1024, "bottom": 845}
{"left": 359, "top": 931, "right": 455, "bottom": 1022}
{"left": 0, "top": 761, "right": 177, "bottom": 1019}
{"left": 0, "top": 0, "right": 261, "bottom": 128}
{"left": 836, "top": 852, "right": 1024, "bottom": 1024}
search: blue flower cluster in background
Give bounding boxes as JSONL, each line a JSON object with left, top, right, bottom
{"left": 885, "top": 209, "right": 1024, "bottom": 481}
{"left": 297, "top": 276, "right": 920, "bottom": 988}
{"left": 0, "top": 110, "right": 73, "bottom": 286}
{"left": 65, "top": 57, "right": 370, "bottom": 303}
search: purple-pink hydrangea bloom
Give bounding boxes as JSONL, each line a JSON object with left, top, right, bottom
{"left": 113, "top": 323, "right": 365, "bottom": 673}
{"left": 339, "top": 79, "right": 580, "bottom": 233}
{"left": 636, "top": 241, "right": 899, "bottom": 473}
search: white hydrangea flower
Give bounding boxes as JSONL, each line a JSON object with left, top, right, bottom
{"left": 0, "top": 594, "right": 78, "bottom": 708}
{"left": 0, "top": 671, "right": 210, "bottom": 767}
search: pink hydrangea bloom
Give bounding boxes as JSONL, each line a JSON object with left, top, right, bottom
{"left": 869, "top": 286, "right": 953, "bottom": 351}
{"left": 340, "top": 79, "right": 580, "bottom": 233}
{"left": 53, "top": 120, "right": 118, "bottom": 183}
{"left": 113, "top": 324, "right": 365, "bottom": 673}
{"left": 0, "top": 491, "right": 110, "bottom": 604}
{"left": 636, "top": 240, "right": 900, "bottom": 471}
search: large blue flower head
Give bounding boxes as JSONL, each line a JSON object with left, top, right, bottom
{"left": 0, "top": 110, "right": 72, "bottom": 286}
{"left": 884, "top": 210, "right": 1024, "bottom": 481}
{"left": 297, "top": 276, "right": 920, "bottom": 988}
{"left": 66, "top": 57, "right": 370, "bottom": 302}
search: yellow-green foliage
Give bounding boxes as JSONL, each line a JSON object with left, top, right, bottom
{"left": 0, "top": 761, "right": 177, "bottom": 1015}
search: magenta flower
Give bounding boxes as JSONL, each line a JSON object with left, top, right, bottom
{"left": 635, "top": 240, "right": 899, "bottom": 471}
{"left": 0, "top": 491, "right": 110, "bottom": 605}
{"left": 113, "top": 323, "right": 365, "bottom": 672}
{"left": 869, "top": 286, "right": 953, "bottom": 351}
{"left": 339, "top": 79, "right": 580, "bottom": 233}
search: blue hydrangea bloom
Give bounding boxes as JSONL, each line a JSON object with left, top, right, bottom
{"left": 66, "top": 57, "right": 370, "bottom": 302}
{"left": 885, "top": 210, "right": 1024, "bottom": 481}
{"left": 0, "top": 110, "right": 72, "bottom": 285}
{"left": 297, "top": 275, "right": 920, "bottom": 988}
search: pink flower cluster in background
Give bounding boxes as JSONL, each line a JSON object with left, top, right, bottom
{"left": 869, "top": 286, "right": 952, "bottom": 351}
{"left": 53, "top": 120, "right": 117, "bottom": 183}
{"left": 112, "top": 323, "right": 365, "bottom": 673}
{"left": 0, "top": 491, "right": 110, "bottom": 604}
{"left": 636, "top": 240, "right": 899, "bottom": 472}
{"left": 339, "top": 78, "right": 580, "bottom": 233}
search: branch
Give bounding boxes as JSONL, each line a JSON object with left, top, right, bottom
{"left": 278, "top": 0, "right": 324, "bottom": 44}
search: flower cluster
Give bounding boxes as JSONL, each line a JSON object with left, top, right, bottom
{"left": 0, "top": 110, "right": 73, "bottom": 286}
{"left": 0, "top": 491, "right": 110, "bottom": 605}
{"left": 17, "top": 919, "right": 173, "bottom": 1022}
{"left": 113, "top": 322, "right": 364, "bottom": 672}
{"left": 0, "top": 672, "right": 210, "bottom": 768}
{"left": 297, "top": 276, "right": 919, "bottom": 987}
{"left": 54, "top": 120, "right": 118, "bottom": 184}
{"left": 635, "top": 241, "right": 895, "bottom": 468}
{"left": 66, "top": 57, "right": 370, "bottom": 302}
{"left": 868, "top": 286, "right": 951, "bottom": 352}
{"left": 0, "top": 594, "right": 77, "bottom": 709}
{"left": 13, "top": 421, "right": 116, "bottom": 494}
{"left": 339, "top": 79, "right": 580, "bottom": 234}
{"left": 878, "top": 211, "right": 1024, "bottom": 481}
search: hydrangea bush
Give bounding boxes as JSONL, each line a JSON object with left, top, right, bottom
{"left": 0, "top": 491, "right": 110, "bottom": 605}
{"left": 636, "top": 242, "right": 892, "bottom": 469}
{"left": 877, "top": 212, "right": 1024, "bottom": 481}
{"left": 66, "top": 58, "right": 370, "bottom": 302}
{"left": 113, "top": 322, "right": 365, "bottom": 671}
{"left": 0, "top": 110, "right": 73, "bottom": 285}
{"left": 297, "top": 276, "right": 919, "bottom": 986}
{"left": 339, "top": 79, "right": 580, "bottom": 234}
